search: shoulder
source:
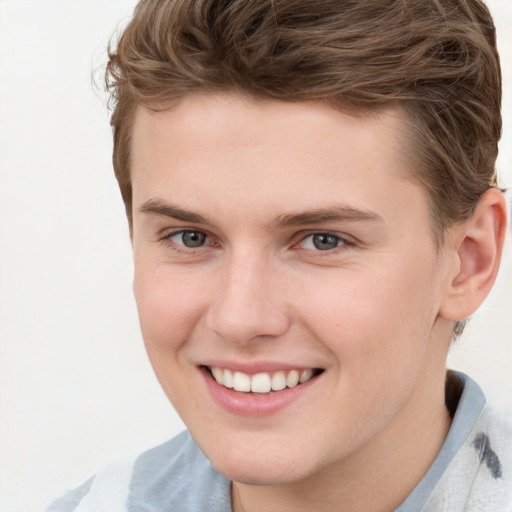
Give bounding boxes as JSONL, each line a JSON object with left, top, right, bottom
{"left": 397, "top": 372, "right": 512, "bottom": 512}
{"left": 128, "top": 430, "right": 231, "bottom": 511}
{"left": 462, "top": 403, "right": 512, "bottom": 509}
{"left": 45, "top": 476, "right": 95, "bottom": 512}
{"left": 425, "top": 375, "right": 512, "bottom": 511}
{"left": 45, "top": 430, "right": 231, "bottom": 512}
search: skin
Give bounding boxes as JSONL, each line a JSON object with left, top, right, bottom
{"left": 129, "top": 93, "right": 504, "bottom": 512}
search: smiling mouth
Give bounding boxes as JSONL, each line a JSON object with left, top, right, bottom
{"left": 205, "top": 366, "right": 324, "bottom": 394}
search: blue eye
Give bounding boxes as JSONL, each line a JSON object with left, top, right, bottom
{"left": 171, "top": 230, "right": 207, "bottom": 248}
{"left": 302, "top": 233, "right": 343, "bottom": 251}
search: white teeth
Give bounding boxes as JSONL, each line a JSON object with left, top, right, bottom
{"left": 286, "top": 370, "right": 300, "bottom": 388}
{"left": 299, "top": 369, "right": 313, "bottom": 383}
{"left": 210, "top": 367, "right": 318, "bottom": 394}
{"left": 271, "top": 371, "right": 287, "bottom": 391}
{"left": 233, "top": 371, "right": 251, "bottom": 392}
{"left": 211, "top": 367, "right": 224, "bottom": 385}
{"left": 251, "top": 373, "right": 272, "bottom": 393}
{"left": 223, "top": 369, "right": 234, "bottom": 388}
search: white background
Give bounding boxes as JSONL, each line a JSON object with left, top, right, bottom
{"left": 0, "top": 1, "right": 510, "bottom": 511}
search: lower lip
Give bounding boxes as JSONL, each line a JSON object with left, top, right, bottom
{"left": 200, "top": 367, "right": 320, "bottom": 417}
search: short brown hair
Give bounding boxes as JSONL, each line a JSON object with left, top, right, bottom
{"left": 106, "top": 0, "right": 501, "bottom": 240}
{"left": 106, "top": 0, "right": 503, "bottom": 338}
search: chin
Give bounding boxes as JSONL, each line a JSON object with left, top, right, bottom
{"left": 199, "top": 434, "right": 322, "bottom": 486}
{"left": 213, "top": 458, "right": 310, "bottom": 486}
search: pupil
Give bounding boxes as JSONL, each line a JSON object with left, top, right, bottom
{"left": 313, "top": 234, "right": 339, "bottom": 251}
{"left": 182, "top": 231, "right": 206, "bottom": 248}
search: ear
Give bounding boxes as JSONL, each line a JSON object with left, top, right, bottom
{"left": 439, "top": 188, "right": 508, "bottom": 322}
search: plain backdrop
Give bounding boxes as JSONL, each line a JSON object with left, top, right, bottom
{"left": 0, "top": 1, "right": 511, "bottom": 511}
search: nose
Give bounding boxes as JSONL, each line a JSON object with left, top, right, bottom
{"left": 205, "top": 250, "right": 291, "bottom": 345}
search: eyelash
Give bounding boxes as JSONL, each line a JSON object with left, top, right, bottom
{"left": 296, "top": 232, "right": 355, "bottom": 256}
{"left": 159, "top": 230, "right": 216, "bottom": 254}
{"left": 159, "top": 229, "right": 355, "bottom": 257}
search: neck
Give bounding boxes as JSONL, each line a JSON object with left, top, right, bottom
{"left": 232, "top": 367, "right": 452, "bottom": 512}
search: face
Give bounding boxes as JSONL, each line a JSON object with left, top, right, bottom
{"left": 130, "top": 93, "right": 454, "bottom": 485}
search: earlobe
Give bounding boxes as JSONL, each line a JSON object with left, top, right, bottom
{"left": 439, "top": 188, "right": 508, "bottom": 322}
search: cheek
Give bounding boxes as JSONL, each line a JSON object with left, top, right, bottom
{"left": 133, "top": 268, "right": 209, "bottom": 412}
{"left": 294, "top": 266, "right": 438, "bottom": 444}
{"left": 296, "top": 259, "right": 437, "bottom": 375}
{"left": 133, "top": 267, "right": 207, "bottom": 356}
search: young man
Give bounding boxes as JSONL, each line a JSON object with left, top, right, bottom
{"left": 47, "top": 0, "right": 511, "bottom": 510}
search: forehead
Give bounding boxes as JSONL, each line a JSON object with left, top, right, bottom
{"left": 130, "top": 93, "right": 429, "bottom": 233}
{"left": 132, "top": 94, "right": 405, "bottom": 160}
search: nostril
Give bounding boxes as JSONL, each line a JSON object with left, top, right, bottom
{"left": 205, "top": 305, "right": 291, "bottom": 345}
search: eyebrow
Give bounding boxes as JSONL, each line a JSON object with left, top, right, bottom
{"left": 140, "top": 198, "right": 212, "bottom": 225}
{"left": 272, "top": 206, "right": 384, "bottom": 228}
{"left": 139, "top": 198, "right": 384, "bottom": 228}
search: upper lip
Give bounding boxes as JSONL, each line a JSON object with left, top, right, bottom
{"left": 200, "top": 360, "right": 323, "bottom": 374}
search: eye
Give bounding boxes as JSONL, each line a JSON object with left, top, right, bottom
{"left": 301, "top": 233, "right": 345, "bottom": 251}
{"left": 169, "top": 230, "right": 208, "bottom": 248}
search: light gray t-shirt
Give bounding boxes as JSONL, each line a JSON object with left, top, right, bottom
{"left": 46, "top": 373, "right": 512, "bottom": 511}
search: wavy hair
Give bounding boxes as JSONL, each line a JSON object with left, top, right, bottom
{"left": 106, "top": 0, "right": 503, "bottom": 336}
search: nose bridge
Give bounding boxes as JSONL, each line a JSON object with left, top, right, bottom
{"left": 207, "top": 246, "right": 289, "bottom": 344}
